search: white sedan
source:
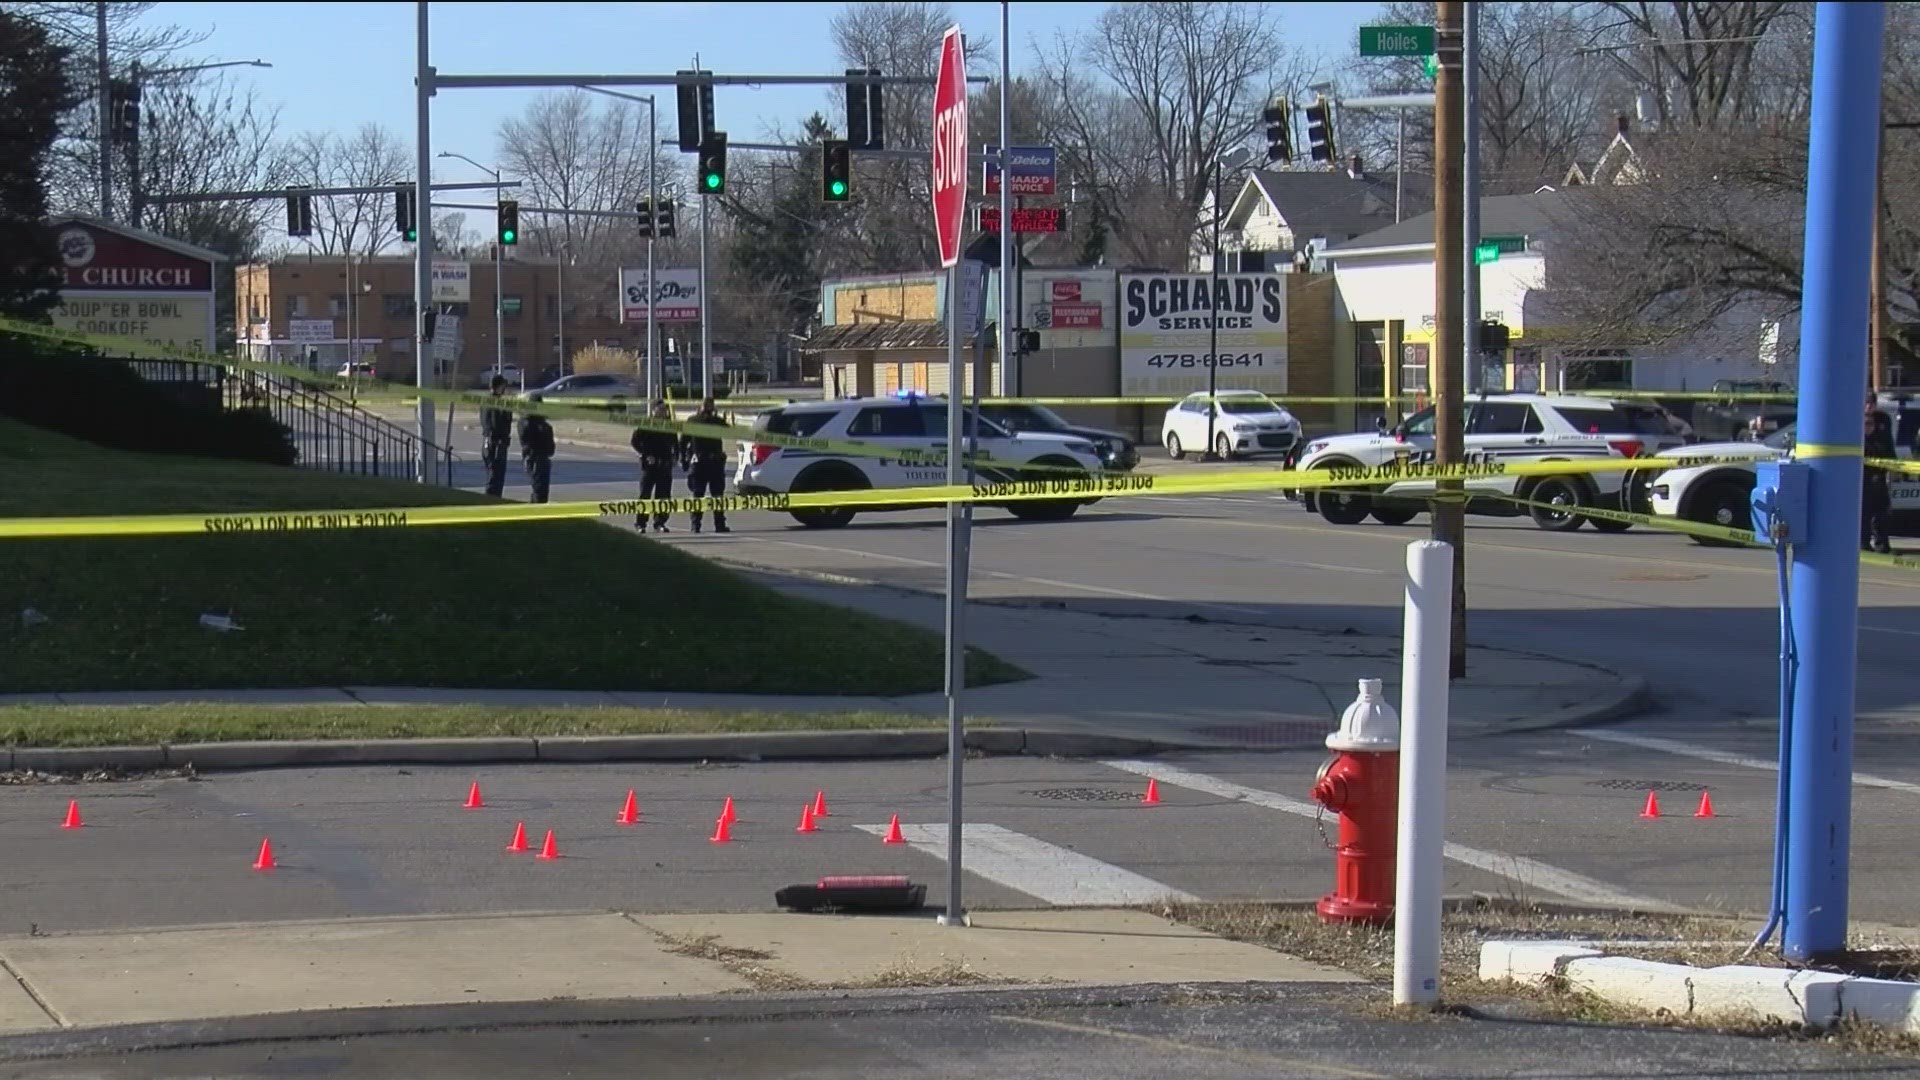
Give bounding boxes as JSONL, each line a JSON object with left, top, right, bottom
{"left": 1161, "top": 390, "right": 1302, "bottom": 461}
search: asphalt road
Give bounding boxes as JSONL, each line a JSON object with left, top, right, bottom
{"left": 7, "top": 990, "right": 1912, "bottom": 1079}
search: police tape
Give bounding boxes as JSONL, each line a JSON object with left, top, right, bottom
{"left": 0, "top": 454, "right": 1798, "bottom": 540}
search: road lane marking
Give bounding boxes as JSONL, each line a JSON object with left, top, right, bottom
{"left": 850, "top": 822, "right": 1196, "bottom": 906}
{"left": 993, "top": 1015, "right": 1390, "bottom": 1079}
{"left": 1100, "top": 760, "right": 1680, "bottom": 911}
{"left": 1570, "top": 728, "right": 1920, "bottom": 796}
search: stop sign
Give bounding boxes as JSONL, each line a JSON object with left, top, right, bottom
{"left": 931, "top": 25, "right": 968, "bottom": 269}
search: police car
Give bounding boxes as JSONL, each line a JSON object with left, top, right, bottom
{"left": 733, "top": 393, "right": 1108, "bottom": 528}
{"left": 1293, "top": 394, "right": 1686, "bottom": 532}
{"left": 1647, "top": 423, "right": 1920, "bottom": 545}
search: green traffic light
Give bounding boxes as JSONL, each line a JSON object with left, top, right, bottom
{"left": 830, "top": 180, "right": 847, "bottom": 197}
{"left": 405, "top": 228, "right": 417, "bottom": 242}
{"left": 704, "top": 172, "right": 721, "bottom": 190}
{"left": 501, "top": 229, "right": 516, "bottom": 243}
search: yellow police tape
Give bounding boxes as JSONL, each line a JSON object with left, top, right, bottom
{"left": 0, "top": 454, "right": 1827, "bottom": 540}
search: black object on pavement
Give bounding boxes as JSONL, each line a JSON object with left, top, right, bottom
{"left": 775, "top": 876, "right": 927, "bottom": 913}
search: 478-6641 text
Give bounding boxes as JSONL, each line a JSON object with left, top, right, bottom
{"left": 1145, "top": 352, "right": 1266, "bottom": 369}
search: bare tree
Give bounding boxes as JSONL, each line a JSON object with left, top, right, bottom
{"left": 278, "top": 124, "right": 409, "bottom": 256}
{"left": 1034, "top": 1, "right": 1319, "bottom": 267}
{"left": 131, "top": 72, "right": 287, "bottom": 261}
{"left": 1585, "top": 2, "right": 1813, "bottom": 130}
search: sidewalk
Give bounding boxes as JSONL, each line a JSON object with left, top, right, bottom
{"left": 0, "top": 909, "right": 1352, "bottom": 1036}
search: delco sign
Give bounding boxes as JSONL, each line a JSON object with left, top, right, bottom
{"left": 54, "top": 222, "right": 213, "bottom": 292}
{"left": 983, "top": 145, "right": 1057, "bottom": 196}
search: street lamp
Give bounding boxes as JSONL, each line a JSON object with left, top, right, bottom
{"left": 1205, "top": 146, "right": 1257, "bottom": 460}
{"left": 122, "top": 59, "right": 272, "bottom": 228}
{"left": 438, "top": 151, "right": 508, "bottom": 384}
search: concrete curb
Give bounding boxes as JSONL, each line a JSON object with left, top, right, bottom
{"left": 2, "top": 728, "right": 1211, "bottom": 775}
{"left": 1479, "top": 939, "right": 1920, "bottom": 1032}
{"left": 0, "top": 980, "right": 1342, "bottom": 1063}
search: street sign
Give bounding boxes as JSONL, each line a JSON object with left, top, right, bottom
{"left": 983, "top": 145, "right": 1057, "bottom": 195}
{"left": 978, "top": 206, "right": 1062, "bottom": 234}
{"left": 1359, "top": 24, "right": 1436, "bottom": 57}
{"left": 931, "top": 25, "right": 969, "bottom": 269}
{"left": 1473, "top": 242, "right": 1501, "bottom": 265}
{"left": 287, "top": 319, "right": 334, "bottom": 344}
{"left": 1475, "top": 234, "right": 1528, "bottom": 263}
{"left": 959, "top": 260, "right": 986, "bottom": 333}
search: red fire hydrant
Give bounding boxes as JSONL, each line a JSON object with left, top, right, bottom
{"left": 1310, "top": 677, "right": 1401, "bottom": 925}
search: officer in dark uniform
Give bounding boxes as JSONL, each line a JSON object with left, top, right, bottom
{"left": 520, "top": 411, "right": 556, "bottom": 504}
{"left": 631, "top": 399, "right": 679, "bottom": 533}
{"left": 1865, "top": 394, "right": 1896, "bottom": 554}
{"left": 679, "top": 396, "right": 731, "bottom": 533}
{"left": 480, "top": 375, "right": 514, "bottom": 497}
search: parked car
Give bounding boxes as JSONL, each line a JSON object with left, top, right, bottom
{"left": 1160, "top": 390, "right": 1302, "bottom": 461}
{"left": 1648, "top": 422, "right": 1920, "bottom": 545}
{"left": 1293, "top": 394, "right": 1687, "bottom": 532}
{"left": 1682, "top": 379, "right": 1796, "bottom": 443}
{"left": 522, "top": 373, "right": 641, "bottom": 404}
{"left": 975, "top": 402, "right": 1138, "bottom": 471}
{"left": 336, "top": 361, "right": 377, "bottom": 381}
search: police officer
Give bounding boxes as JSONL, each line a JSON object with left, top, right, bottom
{"left": 679, "top": 396, "right": 730, "bottom": 533}
{"left": 480, "top": 375, "right": 514, "bottom": 497}
{"left": 1865, "top": 394, "right": 1896, "bottom": 554}
{"left": 631, "top": 399, "right": 679, "bottom": 533}
{"left": 520, "top": 411, "right": 556, "bottom": 504}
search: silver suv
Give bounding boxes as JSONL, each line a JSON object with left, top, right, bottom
{"left": 733, "top": 394, "right": 1107, "bottom": 528}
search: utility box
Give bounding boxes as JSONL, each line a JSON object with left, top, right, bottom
{"left": 1752, "top": 459, "right": 1811, "bottom": 543}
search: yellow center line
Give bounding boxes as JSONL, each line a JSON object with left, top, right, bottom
{"left": 991, "top": 1014, "right": 1391, "bottom": 1079}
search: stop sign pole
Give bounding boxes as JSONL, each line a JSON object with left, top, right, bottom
{"left": 932, "top": 23, "right": 970, "bottom": 929}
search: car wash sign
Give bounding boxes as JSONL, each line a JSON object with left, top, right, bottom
{"left": 1118, "top": 272, "right": 1288, "bottom": 396}
{"left": 45, "top": 217, "right": 219, "bottom": 353}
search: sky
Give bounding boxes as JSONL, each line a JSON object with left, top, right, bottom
{"left": 135, "top": 1, "right": 1388, "bottom": 202}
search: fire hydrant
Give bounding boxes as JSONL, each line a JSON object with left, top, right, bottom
{"left": 1310, "top": 677, "right": 1401, "bottom": 925}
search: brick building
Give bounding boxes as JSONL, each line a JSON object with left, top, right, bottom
{"left": 233, "top": 254, "right": 677, "bottom": 388}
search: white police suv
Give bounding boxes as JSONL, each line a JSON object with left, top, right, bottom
{"left": 733, "top": 393, "right": 1109, "bottom": 528}
{"left": 1293, "top": 394, "right": 1686, "bottom": 532}
{"left": 1647, "top": 423, "right": 1920, "bottom": 545}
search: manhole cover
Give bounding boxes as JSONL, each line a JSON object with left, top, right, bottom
{"left": 1023, "top": 787, "right": 1140, "bottom": 803}
{"left": 1588, "top": 779, "right": 1707, "bottom": 792}
{"left": 1193, "top": 721, "right": 1333, "bottom": 748}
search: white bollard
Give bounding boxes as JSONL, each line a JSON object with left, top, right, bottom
{"left": 1394, "top": 539, "right": 1454, "bottom": 1008}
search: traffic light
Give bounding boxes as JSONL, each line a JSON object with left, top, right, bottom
{"left": 1477, "top": 321, "right": 1511, "bottom": 354}
{"left": 1262, "top": 99, "right": 1292, "bottom": 164}
{"left": 637, "top": 198, "right": 654, "bottom": 238}
{"left": 846, "top": 68, "right": 884, "bottom": 150}
{"left": 1303, "top": 96, "right": 1336, "bottom": 165}
{"left": 821, "top": 139, "right": 851, "bottom": 202}
{"left": 698, "top": 133, "right": 728, "bottom": 195}
{"left": 676, "top": 70, "right": 714, "bottom": 152}
{"left": 655, "top": 199, "right": 677, "bottom": 238}
{"left": 285, "top": 186, "right": 314, "bottom": 237}
{"left": 1016, "top": 329, "right": 1040, "bottom": 355}
{"left": 395, "top": 183, "right": 418, "bottom": 242}
{"left": 497, "top": 199, "right": 519, "bottom": 245}
{"left": 110, "top": 78, "right": 141, "bottom": 143}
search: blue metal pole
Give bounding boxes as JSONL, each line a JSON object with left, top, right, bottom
{"left": 1785, "top": 0, "right": 1884, "bottom": 961}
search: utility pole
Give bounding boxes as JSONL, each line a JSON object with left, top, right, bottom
{"left": 1783, "top": 0, "right": 1883, "bottom": 963}
{"left": 1463, "top": 2, "right": 1483, "bottom": 396}
{"left": 1873, "top": 118, "right": 1888, "bottom": 393}
{"left": 1434, "top": 1, "right": 1468, "bottom": 679}
{"left": 647, "top": 99, "right": 658, "bottom": 401}
{"left": 413, "top": 0, "right": 436, "bottom": 484}
{"left": 999, "top": 0, "right": 1015, "bottom": 398}
{"left": 96, "top": 1, "right": 111, "bottom": 221}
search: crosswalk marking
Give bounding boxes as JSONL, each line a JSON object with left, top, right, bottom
{"left": 1100, "top": 760, "right": 1681, "bottom": 912}
{"left": 852, "top": 822, "right": 1197, "bottom": 906}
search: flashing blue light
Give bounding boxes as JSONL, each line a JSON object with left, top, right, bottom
{"left": 893, "top": 389, "right": 922, "bottom": 400}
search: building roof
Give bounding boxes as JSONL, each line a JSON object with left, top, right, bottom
{"left": 1324, "top": 191, "right": 1572, "bottom": 255}
{"left": 47, "top": 214, "right": 229, "bottom": 262}
{"left": 1233, "top": 168, "right": 1433, "bottom": 247}
{"left": 803, "top": 320, "right": 984, "bottom": 352}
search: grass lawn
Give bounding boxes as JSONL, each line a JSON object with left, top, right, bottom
{"left": 0, "top": 704, "right": 942, "bottom": 747}
{"left": 0, "top": 421, "right": 1025, "bottom": 694}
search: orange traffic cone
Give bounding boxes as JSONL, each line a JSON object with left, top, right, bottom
{"left": 617, "top": 789, "right": 640, "bottom": 826}
{"left": 812, "top": 790, "right": 830, "bottom": 818}
{"left": 60, "top": 800, "right": 83, "bottom": 830}
{"left": 710, "top": 815, "right": 733, "bottom": 844}
{"left": 796, "top": 804, "right": 818, "bottom": 834}
{"left": 464, "top": 781, "right": 485, "bottom": 810}
{"left": 720, "top": 796, "right": 737, "bottom": 825}
{"left": 1695, "top": 790, "right": 1716, "bottom": 819}
{"left": 1640, "top": 791, "right": 1661, "bottom": 819}
{"left": 252, "top": 837, "right": 277, "bottom": 871}
{"left": 883, "top": 814, "right": 906, "bottom": 844}
{"left": 506, "top": 821, "right": 530, "bottom": 853}
{"left": 1142, "top": 778, "right": 1161, "bottom": 806}
{"left": 536, "top": 829, "right": 560, "bottom": 860}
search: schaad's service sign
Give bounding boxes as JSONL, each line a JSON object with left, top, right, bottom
{"left": 1118, "top": 272, "right": 1287, "bottom": 396}
{"left": 619, "top": 267, "right": 702, "bottom": 323}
